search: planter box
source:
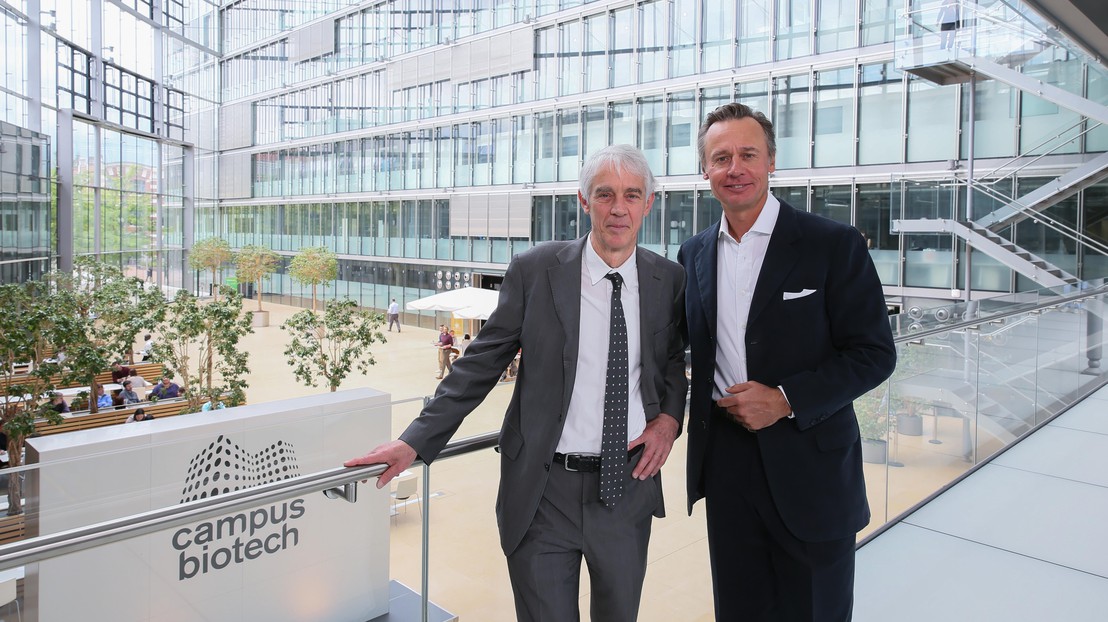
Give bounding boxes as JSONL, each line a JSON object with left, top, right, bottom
{"left": 861, "top": 439, "right": 887, "bottom": 464}
{"left": 897, "top": 413, "right": 923, "bottom": 436}
{"left": 251, "top": 310, "right": 270, "bottom": 328}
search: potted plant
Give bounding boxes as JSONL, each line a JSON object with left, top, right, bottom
{"left": 855, "top": 384, "right": 890, "bottom": 464}
{"left": 188, "top": 237, "right": 234, "bottom": 301}
{"left": 235, "top": 245, "right": 280, "bottom": 327}
{"left": 153, "top": 289, "right": 253, "bottom": 413}
{"left": 288, "top": 247, "right": 337, "bottom": 311}
{"left": 895, "top": 398, "right": 925, "bottom": 436}
{"left": 282, "top": 298, "right": 386, "bottom": 392}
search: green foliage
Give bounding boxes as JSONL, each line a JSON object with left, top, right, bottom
{"left": 282, "top": 298, "right": 386, "bottom": 392}
{"left": 854, "top": 383, "right": 890, "bottom": 441}
{"left": 46, "top": 258, "right": 166, "bottom": 414}
{"left": 288, "top": 247, "right": 337, "bottom": 311}
{"left": 0, "top": 281, "right": 66, "bottom": 514}
{"left": 235, "top": 245, "right": 281, "bottom": 312}
{"left": 72, "top": 164, "right": 159, "bottom": 256}
{"left": 153, "top": 287, "right": 254, "bottom": 413}
{"left": 189, "top": 237, "right": 234, "bottom": 301}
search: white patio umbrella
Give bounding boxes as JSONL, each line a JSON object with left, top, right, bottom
{"left": 406, "top": 287, "right": 500, "bottom": 320}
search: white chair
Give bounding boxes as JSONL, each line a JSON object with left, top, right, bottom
{"left": 391, "top": 473, "right": 421, "bottom": 520}
{"left": 0, "top": 567, "right": 22, "bottom": 622}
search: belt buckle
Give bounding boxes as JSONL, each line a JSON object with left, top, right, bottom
{"left": 562, "top": 454, "right": 581, "bottom": 472}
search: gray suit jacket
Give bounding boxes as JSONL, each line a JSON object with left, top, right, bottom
{"left": 400, "top": 237, "right": 688, "bottom": 555}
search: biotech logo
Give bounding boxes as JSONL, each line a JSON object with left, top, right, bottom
{"left": 180, "top": 434, "right": 300, "bottom": 502}
{"left": 173, "top": 435, "right": 306, "bottom": 580}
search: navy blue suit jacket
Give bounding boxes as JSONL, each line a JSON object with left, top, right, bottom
{"left": 678, "top": 200, "right": 896, "bottom": 542}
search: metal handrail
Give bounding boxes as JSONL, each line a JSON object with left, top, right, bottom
{"left": 966, "top": 176, "right": 1108, "bottom": 259}
{"left": 890, "top": 280, "right": 1108, "bottom": 343}
{"left": 1, "top": 283, "right": 1106, "bottom": 573}
{"left": 0, "top": 430, "right": 499, "bottom": 573}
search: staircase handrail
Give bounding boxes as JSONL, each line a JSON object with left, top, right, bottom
{"left": 964, "top": 177, "right": 1108, "bottom": 259}
{"left": 990, "top": 0, "right": 1108, "bottom": 82}
{"left": 979, "top": 119, "right": 1099, "bottom": 183}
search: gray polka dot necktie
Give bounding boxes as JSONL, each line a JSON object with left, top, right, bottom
{"left": 601, "top": 272, "right": 628, "bottom": 507}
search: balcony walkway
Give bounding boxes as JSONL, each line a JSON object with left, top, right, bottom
{"left": 164, "top": 298, "right": 1105, "bottom": 620}
{"left": 855, "top": 384, "right": 1108, "bottom": 621}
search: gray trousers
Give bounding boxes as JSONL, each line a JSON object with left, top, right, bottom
{"left": 505, "top": 452, "right": 659, "bottom": 622}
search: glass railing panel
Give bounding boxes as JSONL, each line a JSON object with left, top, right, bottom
{"left": 857, "top": 378, "right": 892, "bottom": 537}
{"left": 975, "top": 306, "right": 1042, "bottom": 462}
{"left": 1, "top": 389, "right": 411, "bottom": 621}
{"left": 886, "top": 329, "right": 978, "bottom": 518}
{"left": 1033, "top": 302, "right": 1087, "bottom": 421}
{"left": 896, "top": 0, "right": 1108, "bottom": 88}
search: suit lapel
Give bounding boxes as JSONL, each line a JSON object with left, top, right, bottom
{"left": 747, "top": 202, "right": 802, "bottom": 324}
{"left": 636, "top": 248, "right": 662, "bottom": 406}
{"left": 549, "top": 238, "right": 586, "bottom": 414}
{"left": 694, "top": 221, "right": 721, "bottom": 343}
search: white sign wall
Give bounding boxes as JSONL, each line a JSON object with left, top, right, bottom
{"left": 24, "top": 388, "right": 392, "bottom": 622}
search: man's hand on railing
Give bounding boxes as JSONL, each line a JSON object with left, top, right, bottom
{"left": 344, "top": 440, "right": 418, "bottom": 489}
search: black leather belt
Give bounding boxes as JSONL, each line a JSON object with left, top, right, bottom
{"left": 553, "top": 445, "right": 644, "bottom": 472}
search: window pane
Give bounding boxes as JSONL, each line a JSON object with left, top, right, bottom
{"left": 817, "top": 0, "right": 856, "bottom": 52}
{"left": 774, "top": 74, "right": 811, "bottom": 169}
{"left": 859, "top": 62, "right": 903, "bottom": 165}
{"left": 907, "top": 76, "right": 957, "bottom": 162}
{"left": 702, "top": 0, "right": 735, "bottom": 73}
{"left": 776, "top": 0, "right": 811, "bottom": 59}
{"left": 813, "top": 67, "right": 855, "bottom": 167}
{"left": 668, "top": 91, "right": 697, "bottom": 175}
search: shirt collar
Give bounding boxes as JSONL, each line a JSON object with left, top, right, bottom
{"left": 584, "top": 233, "right": 638, "bottom": 286}
{"left": 718, "top": 193, "right": 781, "bottom": 244}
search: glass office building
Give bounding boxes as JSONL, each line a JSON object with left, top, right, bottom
{"left": 2, "top": 0, "right": 1106, "bottom": 314}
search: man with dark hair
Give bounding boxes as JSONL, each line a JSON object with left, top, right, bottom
{"left": 348, "top": 144, "right": 688, "bottom": 621}
{"left": 110, "top": 361, "right": 135, "bottom": 384}
{"left": 679, "top": 103, "right": 896, "bottom": 621}
{"left": 119, "top": 380, "right": 141, "bottom": 405}
{"left": 387, "top": 299, "right": 401, "bottom": 332}
{"left": 148, "top": 376, "right": 180, "bottom": 400}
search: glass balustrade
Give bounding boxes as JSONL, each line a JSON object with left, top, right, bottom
{"left": 0, "top": 284, "right": 1106, "bottom": 620}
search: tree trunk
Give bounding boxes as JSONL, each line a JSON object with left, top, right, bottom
{"left": 211, "top": 268, "right": 219, "bottom": 301}
{"left": 311, "top": 285, "right": 317, "bottom": 311}
{"left": 6, "top": 436, "right": 23, "bottom": 515}
{"left": 256, "top": 278, "right": 264, "bottom": 312}
{"left": 88, "top": 380, "right": 100, "bottom": 414}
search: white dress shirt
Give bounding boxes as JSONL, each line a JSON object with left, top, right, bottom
{"left": 713, "top": 194, "right": 780, "bottom": 399}
{"left": 558, "top": 236, "right": 647, "bottom": 454}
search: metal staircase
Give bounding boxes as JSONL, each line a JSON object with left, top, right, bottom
{"left": 892, "top": 218, "right": 1079, "bottom": 286}
{"left": 892, "top": 0, "right": 1108, "bottom": 289}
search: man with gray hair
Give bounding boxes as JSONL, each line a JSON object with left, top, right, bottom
{"left": 347, "top": 144, "right": 688, "bottom": 621}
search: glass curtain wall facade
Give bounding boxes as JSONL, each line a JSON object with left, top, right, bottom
{"left": 214, "top": 0, "right": 1108, "bottom": 314}
{"left": 0, "top": 121, "right": 51, "bottom": 284}
{"left": 0, "top": 0, "right": 218, "bottom": 286}
{"left": 2, "top": 0, "right": 1106, "bottom": 304}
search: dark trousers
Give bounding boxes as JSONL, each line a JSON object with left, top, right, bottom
{"left": 505, "top": 452, "right": 658, "bottom": 622}
{"left": 704, "top": 408, "right": 856, "bottom": 622}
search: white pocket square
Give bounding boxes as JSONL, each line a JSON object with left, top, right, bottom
{"left": 783, "top": 289, "right": 817, "bottom": 301}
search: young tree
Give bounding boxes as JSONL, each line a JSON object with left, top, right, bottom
{"left": 47, "top": 258, "right": 166, "bottom": 414}
{"left": 235, "top": 245, "right": 281, "bottom": 312}
{"left": 188, "top": 237, "right": 234, "bottom": 301}
{"left": 282, "top": 298, "right": 386, "bottom": 392}
{"left": 154, "top": 287, "right": 253, "bottom": 413}
{"left": 0, "top": 282, "right": 65, "bottom": 515}
{"left": 288, "top": 246, "right": 337, "bottom": 311}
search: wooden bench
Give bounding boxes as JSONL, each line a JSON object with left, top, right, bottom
{"left": 33, "top": 396, "right": 239, "bottom": 437}
{"left": 92, "top": 362, "right": 167, "bottom": 387}
{"left": 1, "top": 362, "right": 167, "bottom": 395}
{"left": 0, "top": 514, "right": 25, "bottom": 546}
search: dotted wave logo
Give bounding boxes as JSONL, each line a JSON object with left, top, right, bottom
{"left": 180, "top": 434, "right": 300, "bottom": 503}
